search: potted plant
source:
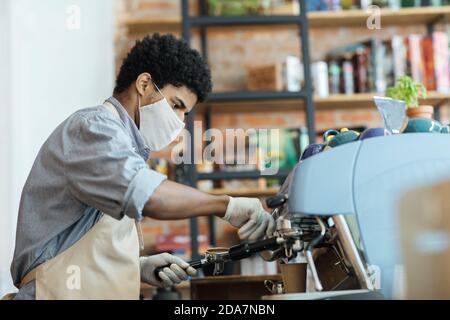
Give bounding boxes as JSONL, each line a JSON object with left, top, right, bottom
{"left": 208, "top": 0, "right": 261, "bottom": 16}
{"left": 386, "top": 75, "right": 433, "bottom": 119}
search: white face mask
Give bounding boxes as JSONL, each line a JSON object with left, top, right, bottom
{"left": 138, "top": 84, "right": 185, "bottom": 151}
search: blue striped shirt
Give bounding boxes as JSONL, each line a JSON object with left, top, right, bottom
{"left": 11, "top": 97, "right": 166, "bottom": 299}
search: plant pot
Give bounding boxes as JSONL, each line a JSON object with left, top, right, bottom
{"left": 406, "top": 105, "right": 434, "bottom": 119}
{"left": 404, "top": 118, "right": 443, "bottom": 134}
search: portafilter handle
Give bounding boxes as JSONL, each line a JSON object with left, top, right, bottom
{"left": 266, "top": 194, "right": 288, "bottom": 209}
{"left": 228, "top": 236, "right": 285, "bottom": 261}
{"left": 153, "top": 258, "right": 206, "bottom": 281}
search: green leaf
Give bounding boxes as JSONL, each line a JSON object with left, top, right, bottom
{"left": 386, "top": 75, "right": 427, "bottom": 108}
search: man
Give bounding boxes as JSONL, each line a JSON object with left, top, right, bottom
{"left": 9, "top": 34, "right": 275, "bottom": 300}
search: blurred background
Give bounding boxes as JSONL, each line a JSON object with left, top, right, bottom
{"left": 1, "top": 0, "right": 449, "bottom": 297}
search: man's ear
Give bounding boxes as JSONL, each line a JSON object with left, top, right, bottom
{"left": 135, "top": 73, "right": 152, "bottom": 96}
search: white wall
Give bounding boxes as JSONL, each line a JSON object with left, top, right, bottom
{"left": 0, "top": 0, "right": 15, "bottom": 298}
{"left": 0, "top": 0, "right": 115, "bottom": 296}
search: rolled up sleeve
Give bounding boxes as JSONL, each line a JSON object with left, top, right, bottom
{"left": 123, "top": 166, "right": 166, "bottom": 220}
{"left": 64, "top": 112, "right": 166, "bottom": 220}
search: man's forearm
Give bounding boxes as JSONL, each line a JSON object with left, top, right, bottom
{"left": 143, "top": 180, "right": 229, "bottom": 220}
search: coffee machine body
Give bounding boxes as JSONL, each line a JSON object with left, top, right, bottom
{"left": 287, "top": 134, "right": 450, "bottom": 299}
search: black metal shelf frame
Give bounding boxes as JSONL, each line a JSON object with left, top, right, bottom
{"left": 208, "top": 90, "right": 308, "bottom": 102}
{"left": 198, "top": 170, "right": 291, "bottom": 181}
{"left": 180, "top": 0, "right": 315, "bottom": 259}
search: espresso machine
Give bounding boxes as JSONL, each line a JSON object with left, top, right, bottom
{"left": 262, "top": 133, "right": 450, "bottom": 299}
{"left": 155, "top": 133, "right": 450, "bottom": 299}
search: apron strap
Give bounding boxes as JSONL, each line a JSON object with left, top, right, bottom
{"left": 1, "top": 293, "right": 17, "bottom": 300}
{"left": 135, "top": 221, "right": 145, "bottom": 251}
{"left": 103, "top": 101, "right": 120, "bottom": 117}
{"left": 103, "top": 100, "right": 145, "bottom": 251}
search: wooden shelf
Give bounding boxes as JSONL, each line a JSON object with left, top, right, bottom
{"left": 315, "top": 92, "right": 450, "bottom": 110}
{"left": 124, "top": 6, "right": 450, "bottom": 32}
{"left": 308, "top": 6, "right": 450, "bottom": 28}
{"left": 197, "top": 92, "right": 450, "bottom": 114}
{"left": 123, "top": 16, "right": 181, "bottom": 34}
{"left": 206, "top": 187, "right": 279, "bottom": 197}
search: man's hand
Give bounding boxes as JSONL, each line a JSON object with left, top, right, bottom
{"left": 140, "top": 253, "right": 197, "bottom": 287}
{"left": 221, "top": 197, "right": 275, "bottom": 240}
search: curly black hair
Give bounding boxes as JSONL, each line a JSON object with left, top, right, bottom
{"left": 115, "top": 33, "right": 212, "bottom": 102}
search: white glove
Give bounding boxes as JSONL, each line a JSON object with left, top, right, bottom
{"left": 140, "top": 253, "right": 197, "bottom": 288}
{"left": 222, "top": 197, "right": 275, "bottom": 240}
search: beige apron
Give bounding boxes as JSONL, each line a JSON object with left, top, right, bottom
{"left": 3, "top": 102, "right": 145, "bottom": 300}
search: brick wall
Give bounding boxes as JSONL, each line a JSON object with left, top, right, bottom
{"left": 115, "top": 0, "right": 450, "bottom": 251}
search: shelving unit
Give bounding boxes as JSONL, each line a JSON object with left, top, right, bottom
{"left": 308, "top": 6, "right": 450, "bottom": 28}
{"left": 125, "top": 4, "right": 450, "bottom": 259}
{"left": 125, "top": 6, "right": 450, "bottom": 117}
{"left": 197, "top": 169, "right": 291, "bottom": 181}
{"left": 125, "top": 6, "right": 450, "bottom": 31}
{"left": 314, "top": 92, "right": 449, "bottom": 111}
{"left": 197, "top": 91, "right": 450, "bottom": 114}
{"left": 176, "top": 0, "right": 315, "bottom": 259}
{"left": 207, "top": 187, "right": 279, "bottom": 198}
{"left": 124, "top": 16, "right": 181, "bottom": 33}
